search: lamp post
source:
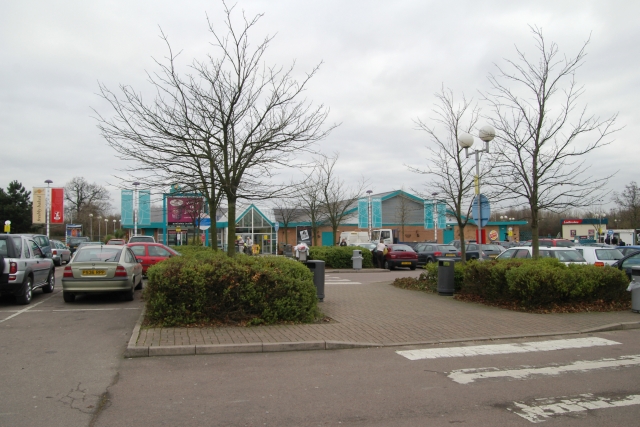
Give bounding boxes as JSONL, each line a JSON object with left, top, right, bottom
{"left": 366, "top": 190, "right": 373, "bottom": 241}
{"left": 98, "top": 216, "right": 102, "bottom": 241}
{"left": 457, "top": 125, "right": 496, "bottom": 261}
{"left": 133, "top": 182, "right": 140, "bottom": 236}
{"left": 113, "top": 219, "right": 116, "bottom": 235}
{"left": 44, "top": 179, "right": 53, "bottom": 238}
{"left": 105, "top": 218, "right": 108, "bottom": 239}
{"left": 89, "top": 213, "right": 93, "bottom": 240}
{"left": 431, "top": 192, "right": 439, "bottom": 243}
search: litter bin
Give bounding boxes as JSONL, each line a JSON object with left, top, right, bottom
{"left": 306, "top": 260, "right": 325, "bottom": 302}
{"left": 351, "top": 249, "right": 363, "bottom": 270}
{"left": 437, "top": 259, "right": 455, "bottom": 296}
{"left": 283, "top": 244, "right": 293, "bottom": 257}
{"left": 297, "top": 247, "right": 308, "bottom": 262}
{"left": 630, "top": 267, "right": 640, "bottom": 313}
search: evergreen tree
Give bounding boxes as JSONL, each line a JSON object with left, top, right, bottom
{"left": 0, "top": 181, "right": 33, "bottom": 233}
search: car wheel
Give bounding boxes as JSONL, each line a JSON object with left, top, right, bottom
{"left": 426, "top": 258, "right": 433, "bottom": 264}
{"left": 42, "top": 269, "right": 55, "bottom": 293}
{"left": 17, "top": 276, "right": 33, "bottom": 305}
{"left": 410, "top": 265, "right": 416, "bottom": 270}
{"left": 121, "top": 286, "right": 134, "bottom": 301}
{"left": 384, "top": 260, "right": 394, "bottom": 270}
{"left": 54, "top": 259, "right": 61, "bottom": 267}
{"left": 134, "top": 275, "right": 143, "bottom": 290}
{"left": 63, "top": 292, "right": 75, "bottom": 303}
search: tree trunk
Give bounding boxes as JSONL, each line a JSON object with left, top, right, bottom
{"left": 226, "top": 198, "right": 237, "bottom": 257}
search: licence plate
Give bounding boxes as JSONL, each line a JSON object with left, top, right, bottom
{"left": 401, "top": 262, "right": 412, "bottom": 265}
{"left": 82, "top": 269, "right": 106, "bottom": 276}
{"left": 446, "top": 253, "right": 455, "bottom": 257}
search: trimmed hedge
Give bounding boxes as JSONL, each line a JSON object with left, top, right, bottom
{"left": 309, "top": 246, "right": 374, "bottom": 269}
{"left": 144, "top": 250, "right": 320, "bottom": 326}
{"left": 393, "top": 259, "right": 631, "bottom": 310}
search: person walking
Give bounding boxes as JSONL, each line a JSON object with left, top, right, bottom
{"left": 339, "top": 238, "right": 347, "bottom": 246}
{"left": 376, "top": 239, "right": 386, "bottom": 269}
{"left": 246, "top": 236, "right": 253, "bottom": 255}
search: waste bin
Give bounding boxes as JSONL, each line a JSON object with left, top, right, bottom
{"left": 630, "top": 267, "right": 640, "bottom": 313}
{"left": 351, "top": 249, "right": 363, "bottom": 270}
{"left": 298, "top": 247, "right": 308, "bottom": 262}
{"left": 283, "top": 244, "right": 293, "bottom": 257}
{"left": 437, "top": 259, "right": 455, "bottom": 296}
{"left": 306, "top": 260, "right": 325, "bottom": 302}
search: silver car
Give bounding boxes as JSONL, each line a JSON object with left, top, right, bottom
{"left": 0, "top": 234, "right": 56, "bottom": 304}
{"left": 50, "top": 239, "right": 71, "bottom": 266}
{"left": 61, "top": 244, "right": 143, "bottom": 302}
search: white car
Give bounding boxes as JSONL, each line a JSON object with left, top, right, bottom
{"left": 573, "top": 246, "right": 624, "bottom": 266}
{"left": 495, "top": 246, "right": 587, "bottom": 265}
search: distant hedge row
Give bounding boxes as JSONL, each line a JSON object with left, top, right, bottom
{"left": 394, "top": 258, "right": 631, "bottom": 310}
{"left": 144, "top": 249, "right": 320, "bottom": 327}
{"left": 309, "top": 246, "right": 374, "bottom": 269}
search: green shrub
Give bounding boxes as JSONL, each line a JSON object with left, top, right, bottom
{"left": 309, "top": 246, "right": 374, "bottom": 268}
{"left": 144, "top": 251, "right": 320, "bottom": 326}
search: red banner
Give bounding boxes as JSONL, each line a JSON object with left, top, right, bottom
{"left": 50, "top": 188, "right": 64, "bottom": 223}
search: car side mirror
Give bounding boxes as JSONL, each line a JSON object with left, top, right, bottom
{"left": 137, "top": 259, "right": 143, "bottom": 263}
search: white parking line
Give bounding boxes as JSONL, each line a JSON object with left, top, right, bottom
{"left": 0, "top": 294, "right": 57, "bottom": 323}
{"left": 396, "top": 337, "right": 620, "bottom": 360}
{"left": 448, "top": 354, "right": 640, "bottom": 384}
{"left": 510, "top": 393, "right": 640, "bottom": 423}
{"left": 325, "top": 276, "right": 362, "bottom": 285}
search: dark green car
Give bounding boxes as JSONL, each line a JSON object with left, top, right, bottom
{"left": 67, "top": 236, "right": 90, "bottom": 254}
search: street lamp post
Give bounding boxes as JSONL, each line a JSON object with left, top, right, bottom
{"left": 457, "top": 126, "right": 496, "bottom": 262}
{"left": 133, "top": 182, "right": 140, "bottom": 237}
{"left": 105, "top": 218, "right": 108, "bottom": 239}
{"left": 89, "top": 213, "right": 93, "bottom": 240}
{"left": 113, "top": 219, "right": 116, "bottom": 235}
{"left": 44, "top": 179, "right": 53, "bottom": 238}
{"left": 366, "top": 190, "right": 373, "bottom": 241}
{"left": 431, "top": 192, "right": 439, "bottom": 243}
{"left": 98, "top": 216, "right": 102, "bottom": 241}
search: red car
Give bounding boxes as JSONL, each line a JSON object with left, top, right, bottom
{"left": 383, "top": 244, "right": 418, "bottom": 270}
{"left": 127, "top": 243, "right": 180, "bottom": 274}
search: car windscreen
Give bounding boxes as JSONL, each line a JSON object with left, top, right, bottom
{"left": 549, "top": 250, "right": 585, "bottom": 262}
{"left": 436, "top": 245, "right": 458, "bottom": 251}
{"left": 480, "top": 245, "right": 503, "bottom": 251}
{"left": 68, "top": 238, "right": 89, "bottom": 244}
{"left": 74, "top": 247, "right": 122, "bottom": 262}
{"left": 390, "top": 245, "right": 414, "bottom": 252}
{"left": 595, "top": 249, "right": 624, "bottom": 260}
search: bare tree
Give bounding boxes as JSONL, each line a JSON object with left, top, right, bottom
{"left": 95, "top": 2, "right": 334, "bottom": 256}
{"left": 64, "top": 177, "right": 111, "bottom": 221}
{"left": 613, "top": 181, "right": 640, "bottom": 229}
{"left": 484, "top": 27, "right": 619, "bottom": 256}
{"left": 410, "top": 87, "right": 488, "bottom": 263}
{"left": 318, "top": 154, "right": 367, "bottom": 245}
{"left": 296, "top": 166, "right": 326, "bottom": 246}
{"left": 271, "top": 195, "right": 302, "bottom": 246}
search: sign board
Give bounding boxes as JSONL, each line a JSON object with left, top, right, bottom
{"left": 489, "top": 230, "right": 498, "bottom": 241}
{"left": 274, "top": 223, "right": 279, "bottom": 232}
{"left": 471, "top": 194, "right": 490, "bottom": 228}
{"left": 607, "top": 229, "right": 614, "bottom": 237}
{"left": 32, "top": 187, "right": 46, "bottom": 224}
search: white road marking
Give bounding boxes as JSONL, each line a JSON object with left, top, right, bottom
{"left": 396, "top": 337, "right": 620, "bottom": 360}
{"left": 325, "top": 276, "right": 361, "bottom": 285}
{"left": 509, "top": 393, "right": 640, "bottom": 423}
{"left": 0, "top": 294, "right": 57, "bottom": 323}
{"left": 449, "top": 354, "right": 640, "bottom": 384}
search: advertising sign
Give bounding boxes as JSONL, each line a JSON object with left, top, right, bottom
{"left": 471, "top": 194, "right": 490, "bottom": 227}
{"left": 50, "top": 188, "right": 64, "bottom": 223}
{"left": 296, "top": 225, "right": 312, "bottom": 246}
{"left": 167, "top": 197, "right": 204, "bottom": 225}
{"left": 32, "top": 187, "right": 46, "bottom": 224}
{"left": 358, "top": 198, "right": 368, "bottom": 228}
{"left": 66, "top": 224, "right": 83, "bottom": 239}
{"left": 121, "top": 190, "right": 134, "bottom": 226}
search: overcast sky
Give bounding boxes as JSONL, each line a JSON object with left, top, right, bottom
{"left": 2, "top": 0, "right": 638, "bottom": 216}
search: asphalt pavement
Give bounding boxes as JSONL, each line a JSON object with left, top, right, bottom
{"left": 126, "top": 268, "right": 640, "bottom": 357}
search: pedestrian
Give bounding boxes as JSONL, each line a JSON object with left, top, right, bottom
{"left": 237, "top": 236, "right": 244, "bottom": 253}
{"left": 246, "top": 236, "right": 253, "bottom": 255}
{"left": 339, "top": 238, "right": 347, "bottom": 246}
{"left": 376, "top": 239, "right": 386, "bottom": 268}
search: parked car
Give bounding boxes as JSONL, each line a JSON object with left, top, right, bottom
{"left": 62, "top": 244, "right": 143, "bottom": 302}
{"left": 127, "top": 242, "right": 180, "bottom": 274}
{"left": 414, "top": 243, "right": 461, "bottom": 265}
{"left": 449, "top": 239, "right": 475, "bottom": 250}
{"left": 349, "top": 242, "right": 376, "bottom": 251}
{"left": 128, "top": 235, "right": 156, "bottom": 243}
{"left": 67, "top": 236, "right": 90, "bottom": 254}
{"left": 107, "top": 239, "right": 126, "bottom": 245}
{"left": 520, "top": 239, "right": 575, "bottom": 247}
{"left": 16, "top": 233, "right": 53, "bottom": 258}
{"left": 0, "top": 234, "right": 56, "bottom": 304}
{"left": 494, "top": 240, "right": 519, "bottom": 250}
{"left": 495, "top": 246, "right": 587, "bottom": 265}
{"left": 616, "top": 245, "right": 640, "bottom": 256}
{"left": 464, "top": 243, "right": 504, "bottom": 260}
{"left": 50, "top": 239, "right": 71, "bottom": 266}
{"left": 573, "top": 246, "right": 624, "bottom": 266}
{"left": 381, "top": 244, "right": 417, "bottom": 270}
{"left": 610, "top": 251, "right": 640, "bottom": 280}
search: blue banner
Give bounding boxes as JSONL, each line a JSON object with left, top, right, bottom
{"left": 437, "top": 203, "right": 447, "bottom": 229}
{"left": 138, "top": 190, "right": 151, "bottom": 225}
{"left": 121, "top": 190, "right": 133, "bottom": 226}
{"left": 424, "top": 200, "right": 434, "bottom": 229}
{"left": 371, "top": 198, "right": 382, "bottom": 228}
{"left": 358, "top": 198, "right": 368, "bottom": 228}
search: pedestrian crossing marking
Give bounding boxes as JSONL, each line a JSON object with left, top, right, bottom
{"left": 508, "top": 392, "right": 640, "bottom": 423}
{"left": 448, "top": 354, "right": 640, "bottom": 384}
{"left": 396, "top": 337, "right": 620, "bottom": 360}
{"left": 325, "top": 276, "right": 361, "bottom": 285}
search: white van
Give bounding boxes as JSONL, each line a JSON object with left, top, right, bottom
{"left": 371, "top": 229, "right": 394, "bottom": 245}
{"left": 339, "top": 231, "right": 370, "bottom": 246}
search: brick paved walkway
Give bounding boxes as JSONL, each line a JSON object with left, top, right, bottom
{"left": 132, "top": 276, "right": 640, "bottom": 349}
